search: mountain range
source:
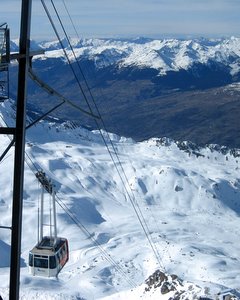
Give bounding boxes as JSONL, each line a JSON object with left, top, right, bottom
{"left": 8, "top": 36, "right": 240, "bottom": 148}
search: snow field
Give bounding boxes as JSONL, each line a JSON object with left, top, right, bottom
{"left": 0, "top": 101, "right": 240, "bottom": 298}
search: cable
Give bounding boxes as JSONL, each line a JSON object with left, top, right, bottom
{"left": 55, "top": 194, "right": 137, "bottom": 288}
{"left": 1, "top": 66, "right": 99, "bottom": 163}
{"left": 28, "top": 68, "right": 100, "bottom": 119}
{"left": 41, "top": 0, "right": 166, "bottom": 271}
{"left": 50, "top": 0, "right": 99, "bottom": 117}
{"left": 55, "top": 5, "right": 163, "bottom": 261}
{"left": 61, "top": 0, "right": 80, "bottom": 41}
{"left": 40, "top": 0, "right": 99, "bottom": 120}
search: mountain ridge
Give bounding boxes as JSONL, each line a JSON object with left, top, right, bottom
{"left": 11, "top": 36, "right": 240, "bottom": 76}
{"left": 8, "top": 36, "right": 240, "bottom": 148}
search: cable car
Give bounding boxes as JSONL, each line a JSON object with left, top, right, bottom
{"left": 29, "top": 236, "right": 69, "bottom": 277}
{"left": 29, "top": 171, "right": 69, "bottom": 277}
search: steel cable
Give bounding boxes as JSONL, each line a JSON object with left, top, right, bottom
{"left": 41, "top": 0, "right": 166, "bottom": 272}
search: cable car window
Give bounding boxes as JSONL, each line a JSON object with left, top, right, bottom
{"left": 49, "top": 256, "right": 56, "bottom": 269}
{"left": 57, "top": 252, "right": 60, "bottom": 263}
{"left": 29, "top": 253, "right": 33, "bottom": 267}
{"left": 34, "top": 257, "right": 48, "bottom": 268}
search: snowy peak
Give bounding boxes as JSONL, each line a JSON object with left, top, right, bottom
{"left": 25, "top": 36, "right": 240, "bottom": 76}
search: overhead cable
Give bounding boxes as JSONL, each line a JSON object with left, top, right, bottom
{"left": 41, "top": 0, "right": 165, "bottom": 271}
{"left": 40, "top": 0, "right": 99, "bottom": 120}
{"left": 28, "top": 68, "right": 100, "bottom": 119}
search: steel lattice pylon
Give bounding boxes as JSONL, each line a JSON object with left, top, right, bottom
{"left": 0, "top": 2, "right": 32, "bottom": 300}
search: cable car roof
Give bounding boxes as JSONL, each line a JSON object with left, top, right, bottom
{"left": 30, "top": 236, "right": 68, "bottom": 255}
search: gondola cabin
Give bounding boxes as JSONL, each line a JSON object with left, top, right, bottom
{"left": 29, "top": 236, "right": 69, "bottom": 277}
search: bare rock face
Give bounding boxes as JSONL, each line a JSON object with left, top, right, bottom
{"left": 144, "top": 270, "right": 205, "bottom": 299}
{"left": 145, "top": 270, "right": 183, "bottom": 295}
{"left": 144, "top": 270, "right": 240, "bottom": 299}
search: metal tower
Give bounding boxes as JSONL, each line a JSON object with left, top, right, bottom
{"left": 0, "top": 1, "right": 32, "bottom": 299}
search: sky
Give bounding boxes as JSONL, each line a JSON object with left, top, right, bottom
{"left": 0, "top": 0, "right": 240, "bottom": 41}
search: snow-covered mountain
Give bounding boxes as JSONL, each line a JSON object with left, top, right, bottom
{"left": 14, "top": 36, "right": 237, "bottom": 76}
{"left": 23, "top": 36, "right": 240, "bottom": 76}
{"left": 8, "top": 36, "right": 240, "bottom": 148}
{"left": 0, "top": 99, "right": 240, "bottom": 299}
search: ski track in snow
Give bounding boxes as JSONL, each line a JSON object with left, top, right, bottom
{"left": 0, "top": 100, "right": 240, "bottom": 299}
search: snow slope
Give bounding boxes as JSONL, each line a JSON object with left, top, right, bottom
{"left": 0, "top": 99, "right": 240, "bottom": 299}
{"left": 23, "top": 36, "right": 240, "bottom": 76}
